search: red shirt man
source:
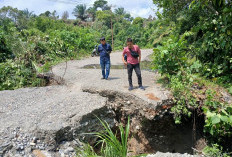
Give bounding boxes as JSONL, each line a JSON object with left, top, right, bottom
{"left": 123, "top": 45, "right": 141, "bottom": 65}
{"left": 122, "top": 38, "right": 145, "bottom": 91}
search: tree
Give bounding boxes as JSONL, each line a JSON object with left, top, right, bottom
{"left": 73, "top": 4, "right": 88, "bottom": 21}
{"left": 0, "top": 6, "right": 19, "bottom": 22}
{"left": 22, "top": 9, "right": 34, "bottom": 19}
{"left": 114, "top": 7, "right": 126, "bottom": 16}
{"left": 132, "top": 17, "right": 144, "bottom": 27}
{"left": 51, "top": 10, "right": 59, "bottom": 20}
{"left": 44, "top": 11, "right": 51, "bottom": 17}
{"left": 148, "top": 15, "right": 153, "bottom": 21}
{"left": 93, "top": 0, "right": 111, "bottom": 11}
{"left": 87, "top": 7, "right": 96, "bottom": 21}
{"left": 124, "top": 13, "right": 133, "bottom": 22}
{"left": 62, "top": 11, "right": 69, "bottom": 20}
{"left": 96, "top": 10, "right": 114, "bottom": 28}
{"left": 0, "top": 6, "right": 33, "bottom": 29}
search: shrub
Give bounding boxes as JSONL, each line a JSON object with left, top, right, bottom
{"left": 76, "top": 117, "right": 130, "bottom": 157}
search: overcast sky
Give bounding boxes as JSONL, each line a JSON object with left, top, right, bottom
{"left": 0, "top": 0, "right": 157, "bottom": 19}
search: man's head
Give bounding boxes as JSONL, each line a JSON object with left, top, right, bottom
{"left": 127, "top": 38, "right": 133, "bottom": 49}
{"left": 100, "top": 37, "right": 106, "bottom": 45}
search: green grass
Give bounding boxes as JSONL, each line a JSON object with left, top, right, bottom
{"left": 76, "top": 116, "right": 130, "bottom": 157}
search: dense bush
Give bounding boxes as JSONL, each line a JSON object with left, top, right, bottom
{"left": 152, "top": 0, "right": 232, "bottom": 154}
{"left": 0, "top": 60, "right": 42, "bottom": 90}
{"left": 0, "top": 29, "right": 13, "bottom": 62}
{"left": 194, "top": 8, "right": 232, "bottom": 78}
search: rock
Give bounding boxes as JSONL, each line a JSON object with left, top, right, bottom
{"left": 60, "top": 153, "right": 65, "bottom": 157}
{"left": 25, "top": 147, "right": 32, "bottom": 154}
{"left": 20, "top": 145, "right": 24, "bottom": 150}
{"left": 0, "top": 151, "right": 3, "bottom": 156}
{"left": 147, "top": 152, "right": 199, "bottom": 157}
{"left": 135, "top": 125, "right": 140, "bottom": 130}
{"left": 41, "top": 150, "right": 52, "bottom": 157}
{"left": 65, "top": 147, "right": 74, "bottom": 154}
{"left": 30, "top": 142, "right": 36, "bottom": 146}
{"left": 32, "top": 137, "right": 38, "bottom": 143}
{"left": 39, "top": 146, "right": 45, "bottom": 150}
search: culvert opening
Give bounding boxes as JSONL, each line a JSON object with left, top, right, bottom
{"left": 127, "top": 113, "right": 205, "bottom": 155}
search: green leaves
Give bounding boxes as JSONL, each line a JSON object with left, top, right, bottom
{"left": 152, "top": 35, "right": 189, "bottom": 75}
{"left": 82, "top": 116, "right": 131, "bottom": 157}
{"left": 228, "top": 86, "right": 232, "bottom": 95}
{"left": 204, "top": 106, "right": 232, "bottom": 137}
{"left": 211, "top": 115, "right": 220, "bottom": 124}
{"left": 203, "top": 144, "right": 230, "bottom": 157}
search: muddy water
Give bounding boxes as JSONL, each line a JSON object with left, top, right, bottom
{"left": 82, "top": 61, "right": 154, "bottom": 71}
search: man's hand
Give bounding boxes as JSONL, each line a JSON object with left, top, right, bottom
{"left": 122, "top": 55, "right": 127, "bottom": 65}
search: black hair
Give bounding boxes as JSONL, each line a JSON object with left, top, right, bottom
{"left": 100, "top": 37, "right": 105, "bottom": 41}
{"left": 127, "top": 38, "right": 133, "bottom": 42}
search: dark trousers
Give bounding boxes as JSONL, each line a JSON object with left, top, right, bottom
{"left": 127, "top": 63, "right": 142, "bottom": 87}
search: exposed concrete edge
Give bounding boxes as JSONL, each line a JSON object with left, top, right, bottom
{"left": 81, "top": 86, "right": 174, "bottom": 120}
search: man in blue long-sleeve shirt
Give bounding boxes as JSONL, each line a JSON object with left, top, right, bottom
{"left": 98, "top": 37, "right": 112, "bottom": 80}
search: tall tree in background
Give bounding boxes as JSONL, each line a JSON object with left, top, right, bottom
{"left": 124, "top": 13, "right": 133, "bottom": 21}
{"left": 132, "top": 17, "right": 144, "bottom": 27}
{"left": 51, "top": 10, "right": 59, "bottom": 20}
{"left": 0, "top": 6, "right": 19, "bottom": 22}
{"left": 42, "top": 11, "right": 51, "bottom": 17}
{"left": 87, "top": 7, "right": 96, "bottom": 21}
{"left": 114, "top": 7, "right": 126, "bottom": 16}
{"left": 114, "top": 7, "right": 133, "bottom": 21}
{"left": 22, "top": 9, "right": 34, "bottom": 19}
{"left": 73, "top": 4, "right": 88, "bottom": 21}
{"left": 93, "top": 0, "right": 111, "bottom": 11}
{"left": 62, "top": 11, "right": 69, "bottom": 21}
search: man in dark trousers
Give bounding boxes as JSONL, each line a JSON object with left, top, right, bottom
{"left": 98, "top": 37, "right": 112, "bottom": 80}
{"left": 122, "top": 38, "right": 145, "bottom": 91}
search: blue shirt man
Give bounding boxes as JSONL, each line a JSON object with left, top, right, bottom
{"left": 98, "top": 37, "right": 112, "bottom": 80}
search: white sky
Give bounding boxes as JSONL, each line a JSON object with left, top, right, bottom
{"left": 0, "top": 0, "right": 157, "bottom": 19}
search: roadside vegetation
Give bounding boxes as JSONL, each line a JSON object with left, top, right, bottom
{"left": 152, "top": 0, "right": 232, "bottom": 156}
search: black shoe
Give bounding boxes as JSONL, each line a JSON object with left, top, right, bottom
{"left": 139, "top": 86, "right": 145, "bottom": 90}
{"left": 128, "top": 86, "right": 133, "bottom": 91}
{"left": 101, "top": 77, "right": 105, "bottom": 80}
{"left": 105, "top": 78, "right": 108, "bottom": 80}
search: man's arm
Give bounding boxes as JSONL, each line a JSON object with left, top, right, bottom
{"left": 122, "top": 55, "right": 127, "bottom": 65}
{"left": 122, "top": 50, "right": 127, "bottom": 65}
{"left": 97, "top": 45, "right": 100, "bottom": 53}
{"left": 139, "top": 54, "right": 141, "bottom": 63}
